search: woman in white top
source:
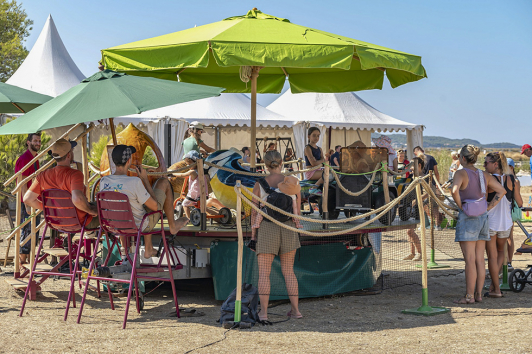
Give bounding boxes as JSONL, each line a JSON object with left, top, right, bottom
{"left": 484, "top": 151, "right": 518, "bottom": 297}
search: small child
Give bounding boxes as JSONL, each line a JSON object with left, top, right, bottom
{"left": 173, "top": 150, "right": 224, "bottom": 218}
{"left": 251, "top": 175, "right": 303, "bottom": 236}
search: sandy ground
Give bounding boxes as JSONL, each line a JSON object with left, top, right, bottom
{"left": 1, "top": 194, "right": 532, "bottom": 353}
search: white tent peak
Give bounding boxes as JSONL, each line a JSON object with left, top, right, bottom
{"left": 7, "top": 14, "right": 86, "bottom": 97}
{"left": 115, "top": 93, "right": 291, "bottom": 128}
{"left": 267, "top": 89, "right": 422, "bottom": 132}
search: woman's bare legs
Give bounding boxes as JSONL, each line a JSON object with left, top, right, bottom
{"left": 475, "top": 240, "right": 486, "bottom": 301}
{"left": 407, "top": 229, "right": 422, "bottom": 254}
{"left": 280, "top": 250, "right": 301, "bottom": 317}
{"left": 496, "top": 236, "right": 507, "bottom": 273}
{"left": 459, "top": 241, "right": 478, "bottom": 302}
{"left": 257, "top": 253, "right": 275, "bottom": 320}
{"left": 485, "top": 236, "right": 501, "bottom": 295}
{"left": 508, "top": 226, "right": 514, "bottom": 264}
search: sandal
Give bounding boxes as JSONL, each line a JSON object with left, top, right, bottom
{"left": 474, "top": 292, "right": 482, "bottom": 303}
{"left": 483, "top": 291, "right": 503, "bottom": 298}
{"left": 453, "top": 294, "right": 475, "bottom": 304}
{"left": 258, "top": 318, "right": 273, "bottom": 326}
{"left": 403, "top": 253, "right": 415, "bottom": 260}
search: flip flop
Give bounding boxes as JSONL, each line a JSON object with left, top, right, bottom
{"left": 483, "top": 291, "right": 504, "bottom": 298}
{"left": 258, "top": 319, "right": 273, "bottom": 326}
{"left": 287, "top": 310, "right": 303, "bottom": 319}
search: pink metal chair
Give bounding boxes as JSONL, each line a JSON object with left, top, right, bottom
{"left": 77, "top": 191, "right": 183, "bottom": 329}
{"left": 19, "top": 189, "right": 99, "bottom": 320}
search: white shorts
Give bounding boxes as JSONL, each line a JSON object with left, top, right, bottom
{"left": 489, "top": 228, "right": 511, "bottom": 239}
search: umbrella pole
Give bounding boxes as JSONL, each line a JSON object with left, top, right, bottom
{"left": 109, "top": 118, "right": 118, "bottom": 145}
{"left": 12, "top": 102, "right": 25, "bottom": 113}
{"left": 249, "top": 67, "right": 260, "bottom": 172}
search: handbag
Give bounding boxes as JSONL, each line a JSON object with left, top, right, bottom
{"left": 510, "top": 176, "right": 522, "bottom": 221}
{"left": 462, "top": 170, "right": 487, "bottom": 217}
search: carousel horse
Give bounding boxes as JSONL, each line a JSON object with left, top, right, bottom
{"left": 93, "top": 123, "right": 166, "bottom": 199}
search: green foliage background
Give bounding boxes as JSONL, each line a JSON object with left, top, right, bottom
{"left": 0, "top": 0, "right": 33, "bottom": 82}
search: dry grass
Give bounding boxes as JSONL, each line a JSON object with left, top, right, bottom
{"left": 1, "top": 192, "right": 532, "bottom": 353}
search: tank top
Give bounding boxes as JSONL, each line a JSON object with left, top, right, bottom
{"left": 487, "top": 174, "right": 513, "bottom": 231}
{"left": 459, "top": 168, "right": 484, "bottom": 201}
{"left": 487, "top": 174, "right": 514, "bottom": 202}
{"left": 305, "top": 144, "right": 322, "bottom": 167}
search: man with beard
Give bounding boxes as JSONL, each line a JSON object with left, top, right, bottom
{"left": 23, "top": 139, "right": 99, "bottom": 249}
{"left": 15, "top": 133, "right": 42, "bottom": 264}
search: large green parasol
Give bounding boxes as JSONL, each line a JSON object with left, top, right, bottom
{"left": 0, "top": 82, "right": 52, "bottom": 113}
{"left": 0, "top": 70, "right": 224, "bottom": 135}
{"left": 101, "top": 8, "right": 427, "bottom": 168}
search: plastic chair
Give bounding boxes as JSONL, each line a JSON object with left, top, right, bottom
{"left": 77, "top": 191, "right": 182, "bottom": 329}
{"left": 19, "top": 189, "right": 99, "bottom": 321}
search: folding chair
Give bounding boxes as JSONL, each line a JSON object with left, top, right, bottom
{"left": 19, "top": 189, "right": 99, "bottom": 321}
{"left": 77, "top": 191, "right": 182, "bottom": 329}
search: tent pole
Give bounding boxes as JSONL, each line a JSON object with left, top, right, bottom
{"left": 250, "top": 67, "right": 261, "bottom": 172}
{"left": 109, "top": 118, "right": 117, "bottom": 145}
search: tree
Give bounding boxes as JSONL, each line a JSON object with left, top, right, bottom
{"left": 0, "top": 0, "right": 33, "bottom": 82}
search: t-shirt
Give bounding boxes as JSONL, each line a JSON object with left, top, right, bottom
{"left": 15, "top": 149, "right": 40, "bottom": 202}
{"left": 330, "top": 151, "right": 340, "bottom": 166}
{"left": 182, "top": 136, "right": 202, "bottom": 155}
{"left": 29, "top": 166, "right": 91, "bottom": 224}
{"left": 423, "top": 154, "right": 438, "bottom": 175}
{"left": 100, "top": 175, "right": 151, "bottom": 227}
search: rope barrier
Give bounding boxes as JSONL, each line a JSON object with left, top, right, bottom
{"left": 238, "top": 179, "right": 418, "bottom": 225}
{"left": 237, "top": 182, "right": 417, "bottom": 237}
{"left": 203, "top": 161, "right": 322, "bottom": 177}
{"left": 387, "top": 161, "right": 415, "bottom": 176}
{"left": 329, "top": 167, "right": 378, "bottom": 197}
{"left": 240, "top": 158, "right": 302, "bottom": 167}
{"left": 131, "top": 163, "right": 197, "bottom": 176}
{"left": 418, "top": 179, "right": 459, "bottom": 218}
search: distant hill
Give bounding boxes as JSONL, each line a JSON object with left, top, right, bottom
{"left": 371, "top": 134, "right": 520, "bottom": 149}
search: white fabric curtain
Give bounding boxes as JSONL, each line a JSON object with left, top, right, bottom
{"left": 406, "top": 127, "right": 424, "bottom": 157}
{"left": 170, "top": 118, "right": 189, "bottom": 163}
{"left": 292, "top": 122, "right": 325, "bottom": 165}
{"left": 147, "top": 120, "right": 166, "bottom": 162}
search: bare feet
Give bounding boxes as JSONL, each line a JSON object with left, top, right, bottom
{"left": 169, "top": 217, "right": 189, "bottom": 235}
{"left": 453, "top": 294, "right": 475, "bottom": 304}
{"left": 287, "top": 310, "right": 303, "bottom": 319}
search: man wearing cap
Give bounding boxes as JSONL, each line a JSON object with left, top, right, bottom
{"left": 99, "top": 145, "right": 189, "bottom": 259}
{"left": 15, "top": 133, "right": 42, "bottom": 263}
{"left": 521, "top": 144, "right": 532, "bottom": 184}
{"left": 182, "top": 121, "right": 215, "bottom": 156}
{"left": 23, "top": 139, "right": 99, "bottom": 236}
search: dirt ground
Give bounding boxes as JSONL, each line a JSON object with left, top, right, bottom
{"left": 1, "top": 195, "right": 532, "bottom": 353}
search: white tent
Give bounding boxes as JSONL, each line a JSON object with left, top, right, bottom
{"left": 7, "top": 15, "right": 86, "bottom": 97}
{"left": 267, "top": 89, "right": 424, "bottom": 159}
{"left": 96, "top": 94, "right": 294, "bottom": 164}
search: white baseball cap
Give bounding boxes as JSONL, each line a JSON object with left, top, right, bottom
{"left": 189, "top": 121, "right": 204, "bottom": 130}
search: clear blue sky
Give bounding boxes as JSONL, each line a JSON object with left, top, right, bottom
{"left": 18, "top": 0, "right": 532, "bottom": 144}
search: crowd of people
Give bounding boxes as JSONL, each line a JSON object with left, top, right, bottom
{"left": 13, "top": 123, "right": 532, "bottom": 315}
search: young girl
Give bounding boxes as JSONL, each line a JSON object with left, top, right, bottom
{"left": 173, "top": 150, "right": 224, "bottom": 218}
{"left": 304, "top": 127, "right": 325, "bottom": 195}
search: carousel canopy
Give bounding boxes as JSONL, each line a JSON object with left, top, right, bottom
{"left": 267, "top": 89, "right": 422, "bottom": 132}
{"left": 6, "top": 15, "right": 85, "bottom": 97}
{"left": 114, "top": 93, "right": 292, "bottom": 128}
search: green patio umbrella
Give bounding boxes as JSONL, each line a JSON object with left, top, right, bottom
{"left": 101, "top": 8, "right": 427, "bottom": 168}
{"left": 0, "top": 82, "right": 52, "bottom": 113}
{"left": 0, "top": 70, "right": 224, "bottom": 136}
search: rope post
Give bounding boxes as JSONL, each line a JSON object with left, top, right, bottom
{"left": 382, "top": 163, "right": 391, "bottom": 224}
{"left": 322, "top": 164, "right": 329, "bottom": 229}
{"left": 500, "top": 241, "right": 511, "bottom": 291}
{"left": 403, "top": 179, "right": 449, "bottom": 316}
{"left": 298, "top": 159, "right": 304, "bottom": 181}
{"left": 14, "top": 175, "right": 22, "bottom": 278}
{"left": 417, "top": 171, "right": 449, "bottom": 269}
{"left": 197, "top": 159, "right": 207, "bottom": 231}
{"left": 234, "top": 180, "right": 244, "bottom": 323}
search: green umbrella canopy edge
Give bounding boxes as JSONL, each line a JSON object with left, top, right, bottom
{"left": 0, "top": 82, "right": 53, "bottom": 113}
{"left": 0, "top": 70, "right": 224, "bottom": 135}
{"left": 101, "top": 9, "right": 427, "bottom": 93}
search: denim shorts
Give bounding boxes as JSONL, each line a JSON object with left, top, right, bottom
{"left": 455, "top": 210, "right": 489, "bottom": 242}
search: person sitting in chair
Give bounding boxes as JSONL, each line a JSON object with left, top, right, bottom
{"left": 24, "top": 139, "right": 100, "bottom": 232}
{"left": 99, "top": 145, "right": 189, "bottom": 259}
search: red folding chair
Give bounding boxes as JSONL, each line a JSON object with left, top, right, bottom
{"left": 19, "top": 189, "right": 99, "bottom": 321}
{"left": 77, "top": 191, "right": 182, "bottom": 329}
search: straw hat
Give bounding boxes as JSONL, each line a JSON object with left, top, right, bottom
{"left": 278, "top": 176, "right": 301, "bottom": 195}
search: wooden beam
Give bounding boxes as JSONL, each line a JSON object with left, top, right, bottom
{"left": 81, "top": 135, "right": 90, "bottom": 199}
